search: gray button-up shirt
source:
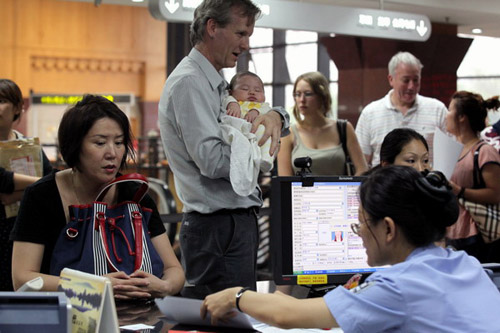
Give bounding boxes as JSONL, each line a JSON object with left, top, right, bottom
{"left": 159, "top": 48, "right": 289, "bottom": 213}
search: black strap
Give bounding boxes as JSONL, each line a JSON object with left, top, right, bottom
{"left": 336, "top": 119, "right": 347, "bottom": 156}
{"left": 336, "top": 119, "right": 352, "bottom": 163}
{"left": 472, "top": 142, "right": 487, "bottom": 189}
{"left": 235, "top": 287, "right": 251, "bottom": 312}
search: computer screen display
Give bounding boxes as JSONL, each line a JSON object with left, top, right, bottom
{"left": 271, "top": 176, "right": 383, "bottom": 286}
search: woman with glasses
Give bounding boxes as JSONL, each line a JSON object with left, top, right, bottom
{"left": 201, "top": 166, "right": 500, "bottom": 332}
{"left": 277, "top": 71, "right": 367, "bottom": 176}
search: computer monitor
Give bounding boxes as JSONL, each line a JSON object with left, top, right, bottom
{"left": 271, "top": 175, "right": 384, "bottom": 287}
{"left": 0, "top": 292, "right": 70, "bottom": 333}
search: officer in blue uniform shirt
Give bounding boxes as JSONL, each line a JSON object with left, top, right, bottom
{"left": 201, "top": 166, "right": 500, "bottom": 333}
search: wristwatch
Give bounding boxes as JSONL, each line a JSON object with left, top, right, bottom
{"left": 272, "top": 106, "right": 290, "bottom": 133}
{"left": 235, "top": 287, "right": 251, "bottom": 312}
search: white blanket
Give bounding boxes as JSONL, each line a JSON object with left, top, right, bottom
{"left": 220, "top": 115, "right": 264, "bottom": 197}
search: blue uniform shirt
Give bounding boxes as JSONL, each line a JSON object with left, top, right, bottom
{"left": 325, "top": 245, "right": 500, "bottom": 332}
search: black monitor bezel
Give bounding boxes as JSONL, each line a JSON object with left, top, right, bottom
{"left": 271, "top": 175, "right": 377, "bottom": 286}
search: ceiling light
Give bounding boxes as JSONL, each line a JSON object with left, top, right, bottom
{"left": 472, "top": 28, "right": 482, "bottom": 34}
{"left": 131, "top": 0, "right": 144, "bottom": 2}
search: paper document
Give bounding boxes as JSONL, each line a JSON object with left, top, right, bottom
{"left": 119, "top": 324, "right": 155, "bottom": 330}
{"left": 253, "top": 322, "right": 344, "bottom": 332}
{"left": 433, "top": 129, "right": 463, "bottom": 178}
{"left": 0, "top": 137, "right": 43, "bottom": 218}
{"left": 155, "top": 296, "right": 254, "bottom": 330}
{"left": 17, "top": 276, "right": 44, "bottom": 292}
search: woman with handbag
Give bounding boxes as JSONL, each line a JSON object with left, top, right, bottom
{"left": 0, "top": 79, "right": 52, "bottom": 291}
{"left": 445, "top": 91, "right": 500, "bottom": 263}
{"left": 10, "top": 94, "right": 185, "bottom": 299}
{"left": 277, "top": 71, "right": 367, "bottom": 177}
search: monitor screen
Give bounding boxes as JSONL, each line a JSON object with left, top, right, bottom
{"left": 271, "top": 175, "right": 384, "bottom": 286}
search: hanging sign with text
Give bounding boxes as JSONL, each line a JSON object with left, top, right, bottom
{"left": 149, "top": 0, "right": 431, "bottom": 41}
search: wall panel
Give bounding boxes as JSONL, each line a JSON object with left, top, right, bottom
{"left": 0, "top": 0, "right": 166, "bottom": 135}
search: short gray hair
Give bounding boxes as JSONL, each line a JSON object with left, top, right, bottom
{"left": 388, "top": 52, "right": 423, "bottom": 76}
{"left": 190, "top": 0, "right": 261, "bottom": 47}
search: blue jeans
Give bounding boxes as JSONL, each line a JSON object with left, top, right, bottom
{"left": 179, "top": 207, "right": 259, "bottom": 299}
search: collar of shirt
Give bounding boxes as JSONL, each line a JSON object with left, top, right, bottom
{"left": 189, "top": 48, "right": 227, "bottom": 95}
{"left": 404, "top": 244, "right": 441, "bottom": 262}
{"left": 384, "top": 89, "right": 421, "bottom": 115}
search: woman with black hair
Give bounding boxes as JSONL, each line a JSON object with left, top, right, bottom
{"left": 201, "top": 166, "right": 500, "bottom": 332}
{"left": 0, "top": 79, "right": 52, "bottom": 291}
{"left": 445, "top": 91, "right": 500, "bottom": 262}
{"left": 10, "top": 95, "right": 184, "bottom": 298}
{"left": 379, "top": 128, "right": 430, "bottom": 172}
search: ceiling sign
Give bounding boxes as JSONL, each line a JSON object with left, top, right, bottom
{"left": 149, "top": 0, "right": 431, "bottom": 41}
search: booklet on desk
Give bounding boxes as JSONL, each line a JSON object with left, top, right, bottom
{"left": 57, "top": 268, "right": 119, "bottom": 333}
{"left": 155, "top": 296, "right": 255, "bottom": 331}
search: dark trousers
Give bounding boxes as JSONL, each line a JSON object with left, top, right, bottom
{"left": 0, "top": 217, "right": 15, "bottom": 291}
{"left": 179, "top": 207, "right": 259, "bottom": 299}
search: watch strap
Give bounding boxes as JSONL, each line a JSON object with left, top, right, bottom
{"left": 235, "top": 287, "right": 251, "bottom": 312}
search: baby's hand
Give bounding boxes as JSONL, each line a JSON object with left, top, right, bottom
{"left": 244, "top": 109, "right": 260, "bottom": 123}
{"left": 226, "top": 102, "right": 242, "bottom": 118}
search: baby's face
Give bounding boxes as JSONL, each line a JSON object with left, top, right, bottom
{"left": 231, "top": 75, "right": 265, "bottom": 103}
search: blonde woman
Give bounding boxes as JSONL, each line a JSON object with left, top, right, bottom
{"left": 278, "top": 71, "right": 367, "bottom": 176}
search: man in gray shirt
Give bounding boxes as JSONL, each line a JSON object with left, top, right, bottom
{"left": 158, "top": 0, "right": 289, "bottom": 298}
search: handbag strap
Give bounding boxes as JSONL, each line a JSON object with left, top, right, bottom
{"left": 336, "top": 119, "right": 351, "bottom": 161}
{"left": 95, "top": 173, "right": 149, "bottom": 203}
{"left": 96, "top": 206, "right": 145, "bottom": 273}
{"left": 472, "top": 142, "right": 487, "bottom": 189}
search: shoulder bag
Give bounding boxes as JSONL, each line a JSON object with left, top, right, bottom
{"left": 50, "top": 173, "right": 164, "bottom": 277}
{"left": 459, "top": 143, "right": 500, "bottom": 243}
{"left": 336, "top": 119, "right": 355, "bottom": 176}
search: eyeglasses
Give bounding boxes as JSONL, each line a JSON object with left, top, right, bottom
{"left": 351, "top": 223, "right": 360, "bottom": 235}
{"left": 293, "top": 92, "right": 315, "bottom": 99}
{"left": 352, "top": 214, "right": 380, "bottom": 239}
